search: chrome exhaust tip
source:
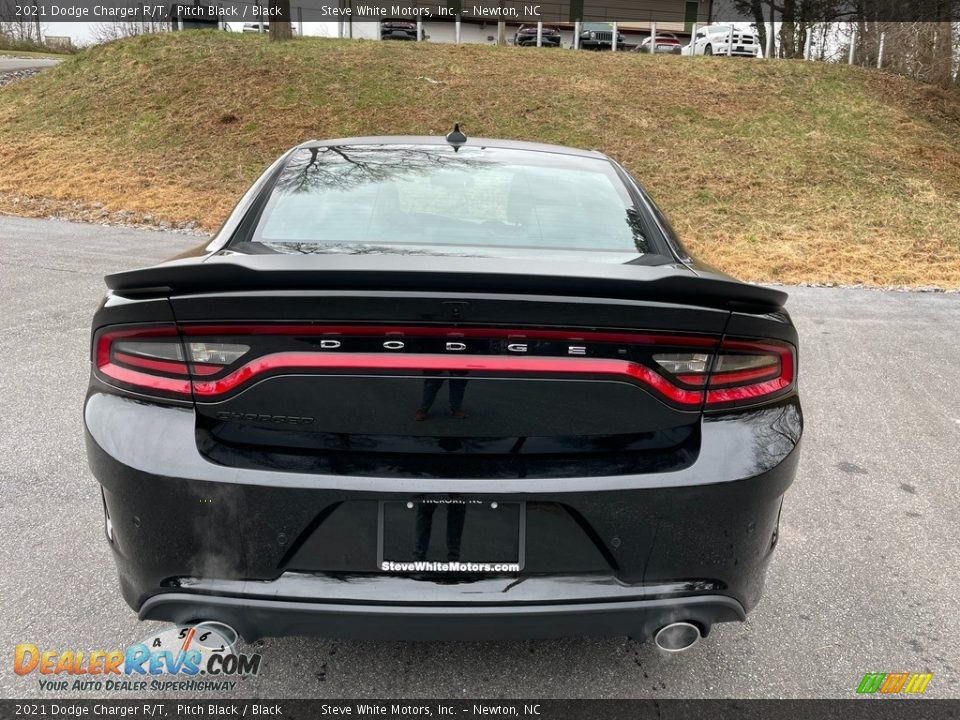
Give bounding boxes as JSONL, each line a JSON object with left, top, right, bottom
{"left": 653, "top": 622, "right": 702, "bottom": 652}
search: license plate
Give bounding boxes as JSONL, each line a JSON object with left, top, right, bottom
{"left": 378, "top": 500, "right": 524, "bottom": 572}
{"left": 736, "top": 46, "right": 744, "bottom": 51}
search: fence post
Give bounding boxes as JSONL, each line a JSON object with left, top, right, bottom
{"left": 297, "top": 6, "right": 302, "bottom": 36}
{"left": 573, "top": 20, "right": 580, "bottom": 49}
{"left": 804, "top": 27, "right": 811, "bottom": 60}
{"left": 650, "top": 20, "right": 656, "bottom": 54}
{"left": 767, "top": 13, "right": 775, "bottom": 59}
{"left": 455, "top": 14, "right": 461, "bottom": 44}
{"left": 688, "top": 22, "right": 697, "bottom": 55}
{"left": 877, "top": 31, "right": 885, "bottom": 68}
{"left": 611, "top": 22, "right": 617, "bottom": 51}
{"left": 416, "top": 17, "right": 423, "bottom": 41}
{"left": 536, "top": 20, "right": 543, "bottom": 47}
{"left": 848, "top": 26, "right": 856, "bottom": 64}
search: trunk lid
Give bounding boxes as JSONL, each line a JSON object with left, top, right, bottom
{"left": 105, "top": 255, "right": 785, "bottom": 478}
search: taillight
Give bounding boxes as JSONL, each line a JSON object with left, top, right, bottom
{"left": 704, "top": 339, "right": 795, "bottom": 406}
{"left": 92, "top": 324, "right": 794, "bottom": 408}
{"left": 93, "top": 325, "right": 250, "bottom": 398}
{"left": 655, "top": 338, "right": 795, "bottom": 408}
{"left": 94, "top": 325, "right": 190, "bottom": 396}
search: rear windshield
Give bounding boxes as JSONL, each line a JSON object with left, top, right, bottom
{"left": 241, "top": 144, "right": 654, "bottom": 258}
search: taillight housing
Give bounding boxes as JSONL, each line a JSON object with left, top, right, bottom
{"left": 92, "top": 323, "right": 795, "bottom": 409}
{"left": 93, "top": 324, "right": 250, "bottom": 399}
{"left": 654, "top": 338, "right": 796, "bottom": 408}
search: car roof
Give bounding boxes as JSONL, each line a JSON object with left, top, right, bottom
{"left": 297, "top": 136, "right": 609, "bottom": 160}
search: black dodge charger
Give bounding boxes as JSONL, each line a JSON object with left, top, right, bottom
{"left": 85, "top": 130, "right": 802, "bottom": 650}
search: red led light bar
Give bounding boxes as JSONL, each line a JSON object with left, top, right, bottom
{"left": 191, "top": 352, "right": 705, "bottom": 405}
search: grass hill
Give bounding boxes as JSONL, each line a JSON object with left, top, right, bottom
{"left": 1, "top": 30, "right": 959, "bottom": 287}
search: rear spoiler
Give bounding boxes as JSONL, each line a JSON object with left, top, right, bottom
{"left": 105, "top": 255, "right": 788, "bottom": 312}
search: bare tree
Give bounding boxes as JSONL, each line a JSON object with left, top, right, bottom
{"left": 733, "top": 0, "right": 844, "bottom": 59}
{"left": 91, "top": 20, "right": 167, "bottom": 44}
{"left": 0, "top": 0, "right": 46, "bottom": 46}
{"left": 851, "top": 21, "right": 957, "bottom": 88}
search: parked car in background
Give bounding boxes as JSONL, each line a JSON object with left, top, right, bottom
{"left": 380, "top": 19, "right": 425, "bottom": 41}
{"left": 241, "top": 23, "right": 297, "bottom": 35}
{"left": 635, "top": 33, "right": 682, "bottom": 54}
{"left": 685, "top": 25, "right": 759, "bottom": 56}
{"left": 514, "top": 24, "right": 562, "bottom": 47}
{"left": 579, "top": 22, "right": 627, "bottom": 51}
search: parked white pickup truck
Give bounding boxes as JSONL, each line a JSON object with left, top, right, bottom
{"left": 684, "top": 25, "right": 759, "bottom": 57}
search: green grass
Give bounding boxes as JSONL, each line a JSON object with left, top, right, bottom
{"left": 1, "top": 30, "right": 959, "bottom": 287}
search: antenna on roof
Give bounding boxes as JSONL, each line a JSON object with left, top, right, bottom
{"left": 445, "top": 123, "right": 467, "bottom": 150}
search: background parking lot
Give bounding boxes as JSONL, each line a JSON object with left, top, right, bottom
{"left": 0, "top": 215, "right": 957, "bottom": 698}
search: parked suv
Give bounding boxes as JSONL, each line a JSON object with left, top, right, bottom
{"left": 686, "top": 25, "right": 758, "bottom": 56}
{"left": 579, "top": 22, "right": 627, "bottom": 51}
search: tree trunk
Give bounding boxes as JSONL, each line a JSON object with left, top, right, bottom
{"left": 750, "top": 0, "right": 766, "bottom": 55}
{"left": 269, "top": 0, "right": 293, "bottom": 42}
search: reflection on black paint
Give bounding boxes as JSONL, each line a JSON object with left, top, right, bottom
{"left": 417, "top": 372, "right": 469, "bottom": 420}
{"left": 382, "top": 502, "right": 521, "bottom": 564}
{"left": 413, "top": 503, "right": 466, "bottom": 561}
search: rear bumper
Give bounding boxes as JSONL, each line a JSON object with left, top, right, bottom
{"left": 140, "top": 591, "right": 744, "bottom": 642}
{"left": 86, "top": 390, "right": 801, "bottom": 640}
{"left": 517, "top": 37, "right": 562, "bottom": 47}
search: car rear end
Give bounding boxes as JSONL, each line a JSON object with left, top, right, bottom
{"left": 380, "top": 20, "right": 418, "bottom": 41}
{"left": 85, "top": 139, "right": 801, "bottom": 643}
{"left": 638, "top": 35, "right": 682, "bottom": 54}
{"left": 516, "top": 26, "right": 562, "bottom": 47}
{"left": 655, "top": 37, "right": 682, "bottom": 54}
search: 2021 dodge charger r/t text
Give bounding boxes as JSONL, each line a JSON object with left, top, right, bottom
{"left": 85, "top": 132, "right": 801, "bottom": 649}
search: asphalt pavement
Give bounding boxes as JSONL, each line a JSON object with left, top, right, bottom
{"left": 0, "top": 215, "right": 957, "bottom": 699}
{"left": 0, "top": 56, "right": 63, "bottom": 72}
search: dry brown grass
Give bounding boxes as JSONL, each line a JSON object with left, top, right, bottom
{"left": 1, "top": 31, "right": 959, "bottom": 287}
